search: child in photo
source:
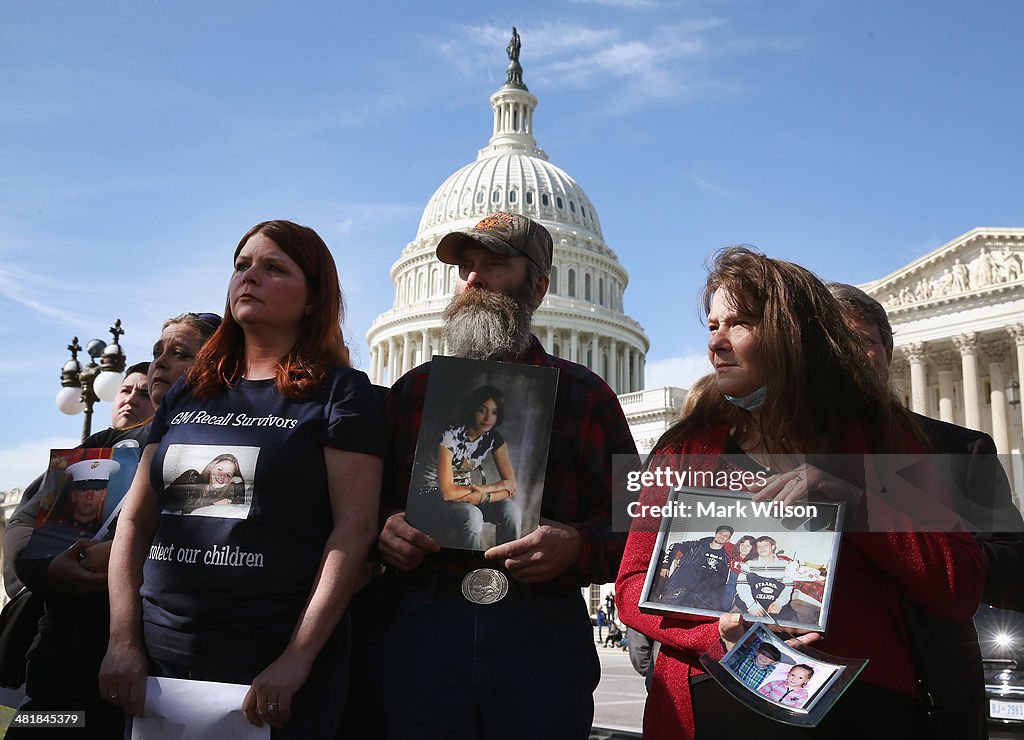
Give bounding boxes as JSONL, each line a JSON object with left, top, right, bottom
{"left": 758, "top": 663, "right": 815, "bottom": 708}
{"left": 729, "top": 640, "right": 781, "bottom": 691}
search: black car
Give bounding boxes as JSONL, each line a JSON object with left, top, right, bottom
{"left": 975, "top": 604, "right": 1024, "bottom": 732}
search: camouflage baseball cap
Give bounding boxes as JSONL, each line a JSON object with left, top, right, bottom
{"left": 436, "top": 212, "right": 552, "bottom": 272}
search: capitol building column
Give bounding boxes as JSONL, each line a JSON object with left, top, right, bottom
{"left": 421, "top": 329, "right": 432, "bottom": 364}
{"left": 401, "top": 334, "right": 413, "bottom": 377}
{"left": 1010, "top": 324, "right": 1024, "bottom": 442}
{"left": 954, "top": 333, "right": 982, "bottom": 430}
{"left": 570, "top": 329, "right": 579, "bottom": 364}
{"left": 906, "top": 342, "right": 928, "bottom": 414}
{"left": 609, "top": 338, "right": 618, "bottom": 394}
{"left": 935, "top": 351, "right": 956, "bottom": 424}
{"left": 987, "top": 341, "right": 1012, "bottom": 455}
{"left": 387, "top": 337, "right": 398, "bottom": 387}
{"left": 545, "top": 326, "right": 554, "bottom": 355}
{"left": 591, "top": 334, "right": 600, "bottom": 375}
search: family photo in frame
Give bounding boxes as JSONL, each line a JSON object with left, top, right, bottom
{"left": 701, "top": 623, "right": 868, "bottom": 727}
{"left": 638, "top": 487, "right": 845, "bottom": 632}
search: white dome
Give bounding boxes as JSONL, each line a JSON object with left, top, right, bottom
{"left": 417, "top": 152, "right": 603, "bottom": 243}
{"left": 366, "top": 33, "right": 648, "bottom": 395}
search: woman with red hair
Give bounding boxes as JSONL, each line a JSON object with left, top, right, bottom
{"left": 100, "top": 221, "right": 384, "bottom": 737}
{"left": 616, "top": 247, "right": 984, "bottom": 739}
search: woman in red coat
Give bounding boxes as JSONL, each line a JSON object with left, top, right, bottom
{"left": 616, "top": 247, "right": 984, "bottom": 740}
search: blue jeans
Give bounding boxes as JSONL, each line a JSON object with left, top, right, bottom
{"left": 385, "top": 579, "right": 599, "bottom": 740}
{"left": 414, "top": 490, "right": 522, "bottom": 550}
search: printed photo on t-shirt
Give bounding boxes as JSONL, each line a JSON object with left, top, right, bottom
{"left": 161, "top": 444, "right": 259, "bottom": 519}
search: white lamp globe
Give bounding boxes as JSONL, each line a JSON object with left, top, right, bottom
{"left": 56, "top": 386, "right": 85, "bottom": 415}
{"left": 94, "top": 370, "right": 123, "bottom": 402}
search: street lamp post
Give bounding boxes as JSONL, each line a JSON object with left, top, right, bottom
{"left": 55, "top": 320, "right": 128, "bottom": 442}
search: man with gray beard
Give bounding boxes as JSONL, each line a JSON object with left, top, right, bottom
{"left": 369, "top": 212, "right": 637, "bottom": 740}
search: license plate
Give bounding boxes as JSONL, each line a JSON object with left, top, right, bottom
{"left": 990, "top": 698, "right": 1024, "bottom": 721}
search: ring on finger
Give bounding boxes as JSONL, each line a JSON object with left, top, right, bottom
{"left": 266, "top": 701, "right": 279, "bottom": 713}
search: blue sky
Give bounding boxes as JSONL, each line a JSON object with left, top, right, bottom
{"left": 1, "top": 0, "right": 1022, "bottom": 489}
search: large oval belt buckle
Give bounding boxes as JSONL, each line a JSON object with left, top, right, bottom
{"left": 461, "top": 568, "right": 509, "bottom": 605}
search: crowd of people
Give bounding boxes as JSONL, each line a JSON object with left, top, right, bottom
{"left": 0, "top": 211, "right": 1020, "bottom": 739}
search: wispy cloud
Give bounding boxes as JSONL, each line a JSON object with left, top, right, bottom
{"left": 436, "top": 19, "right": 791, "bottom": 114}
{"left": 570, "top": 0, "right": 658, "bottom": 7}
{"left": 689, "top": 169, "right": 739, "bottom": 198}
{"left": 0, "top": 265, "right": 110, "bottom": 328}
{"left": 328, "top": 202, "right": 423, "bottom": 238}
{"left": 645, "top": 353, "right": 709, "bottom": 389}
{"left": 0, "top": 436, "right": 79, "bottom": 491}
{"left": 275, "top": 90, "right": 427, "bottom": 141}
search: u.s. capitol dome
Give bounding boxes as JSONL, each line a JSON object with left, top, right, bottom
{"left": 366, "top": 36, "right": 650, "bottom": 396}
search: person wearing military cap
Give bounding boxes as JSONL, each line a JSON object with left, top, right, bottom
{"left": 359, "top": 211, "right": 637, "bottom": 740}
{"left": 55, "top": 458, "right": 121, "bottom": 536}
{"left": 3, "top": 314, "right": 219, "bottom": 740}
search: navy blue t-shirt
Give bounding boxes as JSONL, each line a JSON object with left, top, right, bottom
{"left": 140, "top": 367, "right": 384, "bottom": 678}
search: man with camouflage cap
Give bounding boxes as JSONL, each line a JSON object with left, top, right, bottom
{"left": 375, "top": 211, "right": 637, "bottom": 739}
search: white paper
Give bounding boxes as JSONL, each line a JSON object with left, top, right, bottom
{"left": 131, "top": 677, "right": 269, "bottom": 740}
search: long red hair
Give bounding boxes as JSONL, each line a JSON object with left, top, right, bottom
{"left": 188, "top": 220, "right": 349, "bottom": 400}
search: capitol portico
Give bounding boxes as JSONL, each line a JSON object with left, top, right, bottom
{"left": 366, "top": 36, "right": 649, "bottom": 397}
{"left": 863, "top": 227, "right": 1024, "bottom": 489}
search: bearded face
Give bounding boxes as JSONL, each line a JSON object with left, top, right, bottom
{"left": 442, "top": 278, "right": 538, "bottom": 361}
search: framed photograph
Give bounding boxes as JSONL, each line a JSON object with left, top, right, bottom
{"left": 24, "top": 446, "right": 141, "bottom": 558}
{"left": 701, "top": 622, "right": 867, "bottom": 727}
{"left": 638, "top": 487, "right": 844, "bottom": 632}
{"left": 405, "top": 355, "right": 559, "bottom": 551}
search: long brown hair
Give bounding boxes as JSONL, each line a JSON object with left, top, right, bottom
{"left": 188, "top": 220, "right": 349, "bottom": 400}
{"left": 661, "top": 246, "right": 920, "bottom": 454}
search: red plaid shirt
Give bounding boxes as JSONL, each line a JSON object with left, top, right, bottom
{"left": 381, "top": 336, "right": 637, "bottom": 587}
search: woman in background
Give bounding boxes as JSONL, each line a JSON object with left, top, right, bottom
{"left": 5, "top": 311, "right": 219, "bottom": 740}
{"left": 616, "top": 247, "right": 983, "bottom": 739}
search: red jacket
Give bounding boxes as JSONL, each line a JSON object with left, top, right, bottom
{"left": 615, "top": 424, "right": 984, "bottom": 740}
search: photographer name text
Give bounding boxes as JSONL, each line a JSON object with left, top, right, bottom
{"left": 627, "top": 499, "right": 818, "bottom": 520}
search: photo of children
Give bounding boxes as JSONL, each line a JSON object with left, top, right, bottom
{"left": 640, "top": 488, "right": 844, "bottom": 632}
{"left": 160, "top": 444, "right": 259, "bottom": 519}
{"left": 759, "top": 664, "right": 815, "bottom": 708}
{"left": 720, "top": 624, "right": 844, "bottom": 714}
{"left": 730, "top": 637, "right": 781, "bottom": 691}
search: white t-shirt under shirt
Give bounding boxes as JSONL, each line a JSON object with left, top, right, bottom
{"left": 419, "top": 424, "right": 505, "bottom": 489}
